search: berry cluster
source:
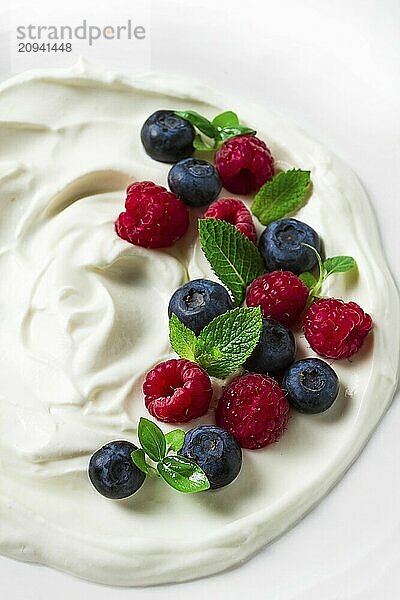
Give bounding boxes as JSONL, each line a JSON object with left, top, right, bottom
{"left": 89, "top": 108, "right": 373, "bottom": 500}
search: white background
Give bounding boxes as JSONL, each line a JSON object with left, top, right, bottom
{"left": 0, "top": 0, "right": 399, "bottom": 598}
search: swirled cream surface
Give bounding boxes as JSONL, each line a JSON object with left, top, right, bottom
{"left": 0, "top": 61, "right": 398, "bottom": 586}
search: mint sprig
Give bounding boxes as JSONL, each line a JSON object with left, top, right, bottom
{"left": 131, "top": 418, "right": 209, "bottom": 493}
{"left": 300, "top": 244, "right": 357, "bottom": 302}
{"left": 251, "top": 169, "right": 311, "bottom": 226}
{"left": 198, "top": 218, "right": 264, "bottom": 305}
{"left": 175, "top": 110, "right": 256, "bottom": 152}
{"left": 170, "top": 306, "right": 262, "bottom": 379}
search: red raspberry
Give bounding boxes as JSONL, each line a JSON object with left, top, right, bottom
{"left": 246, "top": 271, "right": 309, "bottom": 327}
{"left": 303, "top": 298, "right": 373, "bottom": 359}
{"left": 115, "top": 181, "right": 189, "bottom": 248}
{"left": 215, "top": 135, "right": 274, "bottom": 195}
{"left": 216, "top": 373, "right": 289, "bottom": 449}
{"left": 143, "top": 359, "right": 212, "bottom": 423}
{"left": 204, "top": 197, "right": 257, "bottom": 243}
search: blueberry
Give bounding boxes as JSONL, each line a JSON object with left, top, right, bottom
{"left": 88, "top": 441, "right": 145, "bottom": 499}
{"left": 179, "top": 426, "right": 242, "bottom": 489}
{"left": 141, "top": 110, "right": 195, "bottom": 163}
{"left": 168, "top": 158, "right": 222, "bottom": 207}
{"left": 244, "top": 318, "right": 295, "bottom": 376}
{"left": 259, "top": 218, "right": 320, "bottom": 274}
{"left": 282, "top": 358, "right": 339, "bottom": 414}
{"left": 168, "top": 279, "right": 233, "bottom": 335}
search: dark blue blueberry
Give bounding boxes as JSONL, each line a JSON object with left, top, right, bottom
{"left": 168, "top": 158, "right": 222, "bottom": 207}
{"left": 141, "top": 110, "right": 195, "bottom": 163}
{"left": 282, "top": 358, "right": 339, "bottom": 414}
{"left": 244, "top": 318, "right": 295, "bottom": 376}
{"left": 168, "top": 278, "right": 233, "bottom": 335}
{"left": 88, "top": 440, "right": 145, "bottom": 499}
{"left": 259, "top": 218, "right": 320, "bottom": 274}
{"left": 179, "top": 426, "right": 242, "bottom": 489}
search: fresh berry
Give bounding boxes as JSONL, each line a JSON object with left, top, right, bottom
{"left": 303, "top": 298, "right": 373, "bottom": 359}
{"left": 246, "top": 271, "right": 309, "bottom": 327}
{"left": 168, "top": 158, "right": 222, "bottom": 207}
{"left": 282, "top": 358, "right": 339, "bottom": 414}
{"left": 168, "top": 278, "right": 233, "bottom": 335}
{"left": 215, "top": 373, "right": 289, "bottom": 449}
{"left": 259, "top": 218, "right": 320, "bottom": 274}
{"left": 179, "top": 425, "right": 242, "bottom": 489}
{"left": 115, "top": 181, "right": 189, "bottom": 248}
{"left": 143, "top": 359, "right": 212, "bottom": 423}
{"left": 140, "top": 110, "right": 195, "bottom": 163}
{"left": 244, "top": 318, "right": 295, "bottom": 376}
{"left": 204, "top": 198, "right": 257, "bottom": 243}
{"left": 215, "top": 135, "right": 274, "bottom": 195}
{"left": 88, "top": 441, "right": 145, "bottom": 499}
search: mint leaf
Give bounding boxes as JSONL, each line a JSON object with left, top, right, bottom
{"left": 175, "top": 111, "right": 217, "bottom": 139}
{"left": 165, "top": 429, "right": 185, "bottom": 453}
{"left": 198, "top": 218, "right": 264, "bottom": 305}
{"left": 219, "top": 125, "right": 256, "bottom": 142}
{"left": 138, "top": 417, "right": 166, "bottom": 462}
{"left": 131, "top": 449, "right": 150, "bottom": 475}
{"left": 169, "top": 314, "right": 197, "bottom": 361}
{"left": 301, "top": 245, "right": 358, "bottom": 303}
{"left": 196, "top": 306, "right": 262, "bottom": 379}
{"left": 323, "top": 256, "right": 357, "bottom": 276}
{"left": 157, "top": 456, "right": 210, "bottom": 493}
{"left": 177, "top": 109, "right": 256, "bottom": 152}
{"left": 251, "top": 169, "right": 311, "bottom": 226}
{"left": 212, "top": 111, "right": 239, "bottom": 128}
{"left": 193, "top": 134, "right": 217, "bottom": 152}
{"left": 299, "top": 272, "right": 317, "bottom": 290}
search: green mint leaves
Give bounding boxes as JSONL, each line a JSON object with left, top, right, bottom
{"left": 197, "top": 307, "right": 262, "bottom": 378}
{"left": 300, "top": 244, "right": 357, "bottom": 302}
{"left": 169, "top": 315, "right": 197, "bottom": 362}
{"left": 169, "top": 218, "right": 264, "bottom": 378}
{"left": 251, "top": 169, "right": 311, "bottom": 226}
{"left": 176, "top": 111, "right": 217, "bottom": 139}
{"left": 175, "top": 110, "right": 256, "bottom": 152}
{"left": 131, "top": 418, "right": 209, "bottom": 493}
{"left": 323, "top": 256, "right": 357, "bottom": 276}
{"left": 138, "top": 416, "right": 166, "bottom": 461}
{"left": 130, "top": 448, "right": 150, "bottom": 475}
{"left": 198, "top": 218, "right": 264, "bottom": 305}
{"left": 157, "top": 456, "right": 209, "bottom": 494}
{"left": 299, "top": 271, "right": 318, "bottom": 290}
{"left": 164, "top": 429, "right": 186, "bottom": 453}
{"left": 170, "top": 306, "right": 262, "bottom": 379}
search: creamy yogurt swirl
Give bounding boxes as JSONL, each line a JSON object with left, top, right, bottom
{"left": 0, "top": 61, "right": 398, "bottom": 586}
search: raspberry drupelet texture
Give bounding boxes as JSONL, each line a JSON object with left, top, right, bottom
{"left": 215, "top": 373, "right": 289, "bottom": 449}
{"left": 215, "top": 135, "right": 274, "bottom": 195}
{"left": 303, "top": 298, "right": 373, "bottom": 359}
{"left": 204, "top": 198, "right": 257, "bottom": 243}
{"left": 115, "top": 181, "right": 189, "bottom": 248}
{"left": 143, "top": 359, "right": 213, "bottom": 423}
{"left": 246, "top": 271, "right": 309, "bottom": 327}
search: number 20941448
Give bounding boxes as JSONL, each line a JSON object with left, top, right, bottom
{"left": 18, "top": 42, "right": 72, "bottom": 52}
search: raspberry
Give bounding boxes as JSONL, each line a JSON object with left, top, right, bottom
{"left": 246, "top": 271, "right": 309, "bottom": 327}
{"left": 143, "top": 359, "right": 212, "bottom": 423}
{"left": 303, "top": 298, "right": 373, "bottom": 359}
{"left": 204, "top": 198, "right": 257, "bottom": 243}
{"left": 215, "top": 373, "right": 289, "bottom": 449}
{"left": 115, "top": 181, "right": 189, "bottom": 248}
{"left": 215, "top": 135, "right": 274, "bottom": 195}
